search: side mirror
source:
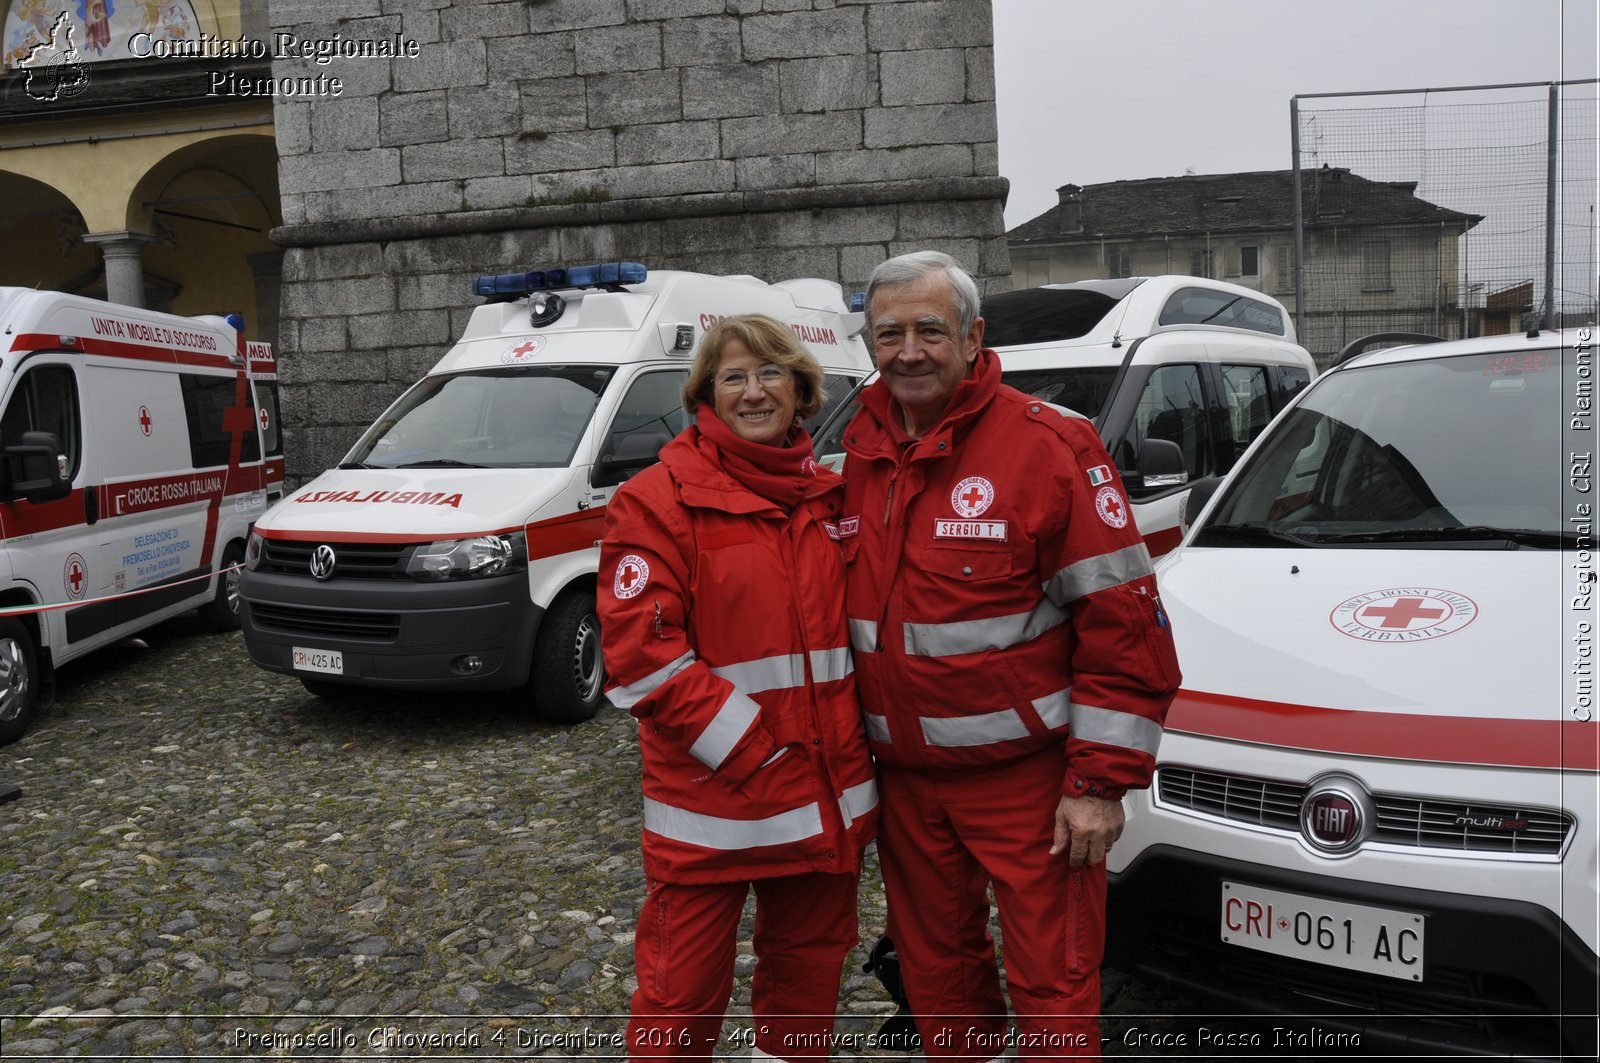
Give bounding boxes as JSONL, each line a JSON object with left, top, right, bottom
{"left": 4, "top": 431, "right": 71, "bottom": 503}
{"left": 593, "top": 431, "right": 670, "bottom": 488}
{"left": 1137, "top": 438, "right": 1189, "bottom": 490}
{"left": 1179, "top": 477, "right": 1223, "bottom": 536}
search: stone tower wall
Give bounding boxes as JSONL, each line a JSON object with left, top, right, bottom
{"left": 269, "top": 0, "right": 1009, "bottom": 481}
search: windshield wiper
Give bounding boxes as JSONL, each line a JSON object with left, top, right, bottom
{"left": 337, "top": 461, "right": 372, "bottom": 469}
{"left": 1315, "top": 526, "right": 1570, "bottom": 549}
{"left": 1196, "top": 522, "right": 1320, "bottom": 547}
{"left": 395, "top": 459, "right": 487, "bottom": 469}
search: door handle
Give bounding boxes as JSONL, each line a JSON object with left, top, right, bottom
{"left": 84, "top": 484, "right": 98, "bottom": 525}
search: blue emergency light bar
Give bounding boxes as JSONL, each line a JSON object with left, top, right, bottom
{"left": 473, "top": 261, "right": 648, "bottom": 298}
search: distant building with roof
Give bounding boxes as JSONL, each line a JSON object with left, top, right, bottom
{"left": 1006, "top": 168, "right": 1484, "bottom": 366}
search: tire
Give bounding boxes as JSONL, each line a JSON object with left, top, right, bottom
{"left": 529, "top": 589, "right": 605, "bottom": 724}
{"left": 0, "top": 620, "right": 40, "bottom": 746}
{"left": 300, "top": 678, "right": 359, "bottom": 699}
{"left": 198, "top": 542, "right": 246, "bottom": 632}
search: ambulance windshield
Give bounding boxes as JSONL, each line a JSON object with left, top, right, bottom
{"left": 345, "top": 366, "right": 609, "bottom": 470}
{"left": 1198, "top": 346, "right": 1573, "bottom": 548}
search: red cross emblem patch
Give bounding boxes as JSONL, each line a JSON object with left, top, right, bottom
{"left": 951, "top": 476, "right": 995, "bottom": 518}
{"left": 138, "top": 405, "right": 153, "bottom": 436}
{"left": 1094, "top": 486, "right": 1128, "bottom": 529}
{"left": 1330, "top": 587, "right": 1478, "bottom": 642}
{"left": 613, "top": 554, "right": 650, "bottom": 600}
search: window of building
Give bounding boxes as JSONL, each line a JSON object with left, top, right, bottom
{"left": 1189, "top": 249, "right": 1215, "bottom": 279}
{"left": 1274, "top": 248, "right": 1294, "bottom": 293}
{"left": 1239, "top": 245, "right": 1259, "bottom": 277}
{"left": 1362, "top": 240, "right": 1392, "bottom": 291}
{"left": 1107, "top": 248, "right": 1131, "bottom": 279}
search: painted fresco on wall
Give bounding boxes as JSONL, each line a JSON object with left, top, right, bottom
{"left": 4, "top": 0, "right": 199, "bottom": 69}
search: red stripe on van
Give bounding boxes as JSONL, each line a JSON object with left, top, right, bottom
{"left": 526, "top": 508, "right": 606, "bottom": 561}
{"left": 11, "top": 332, "right": 237, "bottom": 370}
{"left": 1166, "top": 689, "right": 1599, "bottom": 772}
{"left": 1144, "top": 525, "right": 1183, "bottom": 557}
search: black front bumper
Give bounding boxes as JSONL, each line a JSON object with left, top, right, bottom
{"left": 239, "top": 568, "right": 541, "bottom": 691}
{"left": 1106, "top": 845, "right": 1598, "bottom": 1058}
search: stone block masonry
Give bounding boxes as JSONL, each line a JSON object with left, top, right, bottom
{"left": 269, "top": 0, "right": 1009, "bottom": 485}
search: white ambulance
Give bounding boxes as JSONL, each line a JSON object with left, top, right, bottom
{"left": 1107, "top": 327, "right": 1597, "bottom": 1057}
{"left": 238, "top": 261, "right": 872, "bottom": 723}
{"left": 984, "top": 277, "right": 1316, "bottom": 556}
{"left": 0, "top": 288, "right": 283, "bottom": 745}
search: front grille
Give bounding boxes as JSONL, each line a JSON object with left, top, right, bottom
{"left": 1157, "top": 767, "right": 1574, "bottom": 858}
{"left": 251, "top": 603, "right": 400, "bottom": 641}
{"left": 261, "top": 540, "right": 412, "bottom": 580}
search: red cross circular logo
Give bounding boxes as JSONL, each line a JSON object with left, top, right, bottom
{"left": 64, "top": 552, "right": 88, "bottom": 600}
{"left": 259, "top": 407, "right": 270, "bottom": 431}
{"left": 138, "top": 406, "right": 153, "bottom": 436}
{"left": 501, "top": 337, "right": 546, "bottom": 364}
{"left": 613, "top": 554, "right": 650, "bottom": 600}
{"left": 1330, "top": 587, "right": 1478, "bottom": 642}
{"left": 950, "top": 476, "right": 995, "bottom": 518}
{"left": 1094, "top": 486, "right": 1129, "bottom": 529}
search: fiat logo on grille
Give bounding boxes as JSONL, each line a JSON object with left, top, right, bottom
{"left": 1300, "top": 780, "right": 1367, "bottom": 854}
{"left": 309, "top": 544, "right": 337, "bottom": 581}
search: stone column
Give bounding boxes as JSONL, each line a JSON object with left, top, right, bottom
{"left": 82, "top": 230, "right": 159, "bottom": 308}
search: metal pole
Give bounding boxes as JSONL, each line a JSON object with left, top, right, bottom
{"left": 1545, "top": 83, "right": 1559, "bottom": 329}
{"left": 1291, "top": 97, "right": 1308, "bottom": 348}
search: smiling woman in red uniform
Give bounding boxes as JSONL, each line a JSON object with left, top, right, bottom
{"left": 599, "top": 314, "right": 879, "bottom": 1062}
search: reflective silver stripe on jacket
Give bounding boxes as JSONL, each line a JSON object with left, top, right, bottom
{"left": 863, "top": 712, "right": 891, "bottom": 744}
{"left": 903, "top": 598, "right": 1069, "bottom": 658}
{"left": 838, "top": 777, "right": 879, "bottom": 828}
{"left": 1043, "top": 542, "right": 1155, "bottom": 605}
{"left": 1068, "top": 701, "right": 1164, "bottom": 756}
{"left": 607, "top": 651, "right": 697, "bottom": 710}
{"left": 921, "top": 708, "right": 1030, "bottom": 747}
{"left": 689, "top": 689, "right": 762, "bottom": 771}
{"left": 709, "top": 648, "right": 854, "bottom": 693}
{"left": 1032, "top": 687, "right": 1073, "bottom": 730}
{"left": 642, "top": 796, "right": 824, "bottom": 851}
{"left": 848, "top": 618, "right": 878, "bottom": 653}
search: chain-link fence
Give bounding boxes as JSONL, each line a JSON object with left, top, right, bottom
{"left": 1291, "top": 80, "right": 1598, "bottom": 367}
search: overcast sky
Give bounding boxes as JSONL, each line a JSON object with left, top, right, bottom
{"left": 992, "top": 0, "right": 1600, "bottom": 231}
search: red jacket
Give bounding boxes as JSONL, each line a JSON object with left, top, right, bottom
{"left": 599, "top": 428, "right": 878, "bottom": 885}
{"left": 840, "top": 349, "right": 1181, "bottom": 798}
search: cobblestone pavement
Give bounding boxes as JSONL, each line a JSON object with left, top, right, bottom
{"left": 1, "top": 619, "right": 1318, "bottom": 1061}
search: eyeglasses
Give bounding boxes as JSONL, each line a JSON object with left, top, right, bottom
{"left": 714, "top": 364, "right": 791, "bottom": 391}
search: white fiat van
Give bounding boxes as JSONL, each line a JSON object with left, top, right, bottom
{"left": 239, "top": 261, "right": 872, "bottom": 723}
{"left": 0, "top": 288, "right": 282, "bottom": 745}
{"left": 1107, "top": 327, "right": 1597, "bottom": 1057}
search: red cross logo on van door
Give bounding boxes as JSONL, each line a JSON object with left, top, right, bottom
{"left": 138, "top": 406, "right": 152, "bottom": 436}
{"left": 64, "top": 552, "right": 88, "bottom": 600}
{"left": 259, "top": 407, "right": 270, "bottom": 431}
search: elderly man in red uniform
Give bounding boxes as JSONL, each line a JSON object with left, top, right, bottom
{"left": 840, "top": 251, "right": 1181, "bottom": 1060}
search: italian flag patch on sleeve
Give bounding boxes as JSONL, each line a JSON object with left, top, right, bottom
{"left": 1088, "top": 464, "right": 1112, "bottom": 486}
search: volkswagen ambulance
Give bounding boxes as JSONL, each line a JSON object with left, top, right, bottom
{"left": 1106, "top": 327, "right": 1598, "bottom": 1056}
{"left": 238, "top": 262, "right": 872, "bottom": 723}
{"left": 0, "top": 288, "right": 282, "bottom": 745}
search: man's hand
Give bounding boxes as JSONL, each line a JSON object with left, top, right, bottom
{"left": 1050, "top": 793, "right": 1126, "bottom": 868}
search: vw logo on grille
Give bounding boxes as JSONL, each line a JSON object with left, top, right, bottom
{"left": 1300, "top": 777, "right": 1370, "bottom": 855}
{"left": 309, "top": 544, "right": 337, "bottom": 581}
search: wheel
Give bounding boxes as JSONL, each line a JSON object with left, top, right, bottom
{"left": 199, "top": 542, "right": 246, "bottom": 632}
{"left": 300, "top": 678, "right": 358, "bottom": 699}
{"left": 0, "top": 619, "right": 40, "bottom": 746}
{"left": 528, "top": 589, "right": 605, "bottom": 724}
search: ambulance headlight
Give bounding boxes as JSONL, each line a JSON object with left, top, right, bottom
{"left": 245, "top": 531, "right": 265, "bottom": 571}
{"left": 406, "top": 532, "right": 527, "bottom": 581}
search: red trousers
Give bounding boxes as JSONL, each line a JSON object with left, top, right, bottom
{"left": 877, "top": 749, "right": 1106, "bottom": 1062}
{"left": 629, "top": 871, "right": 860, "bottom": 1062}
